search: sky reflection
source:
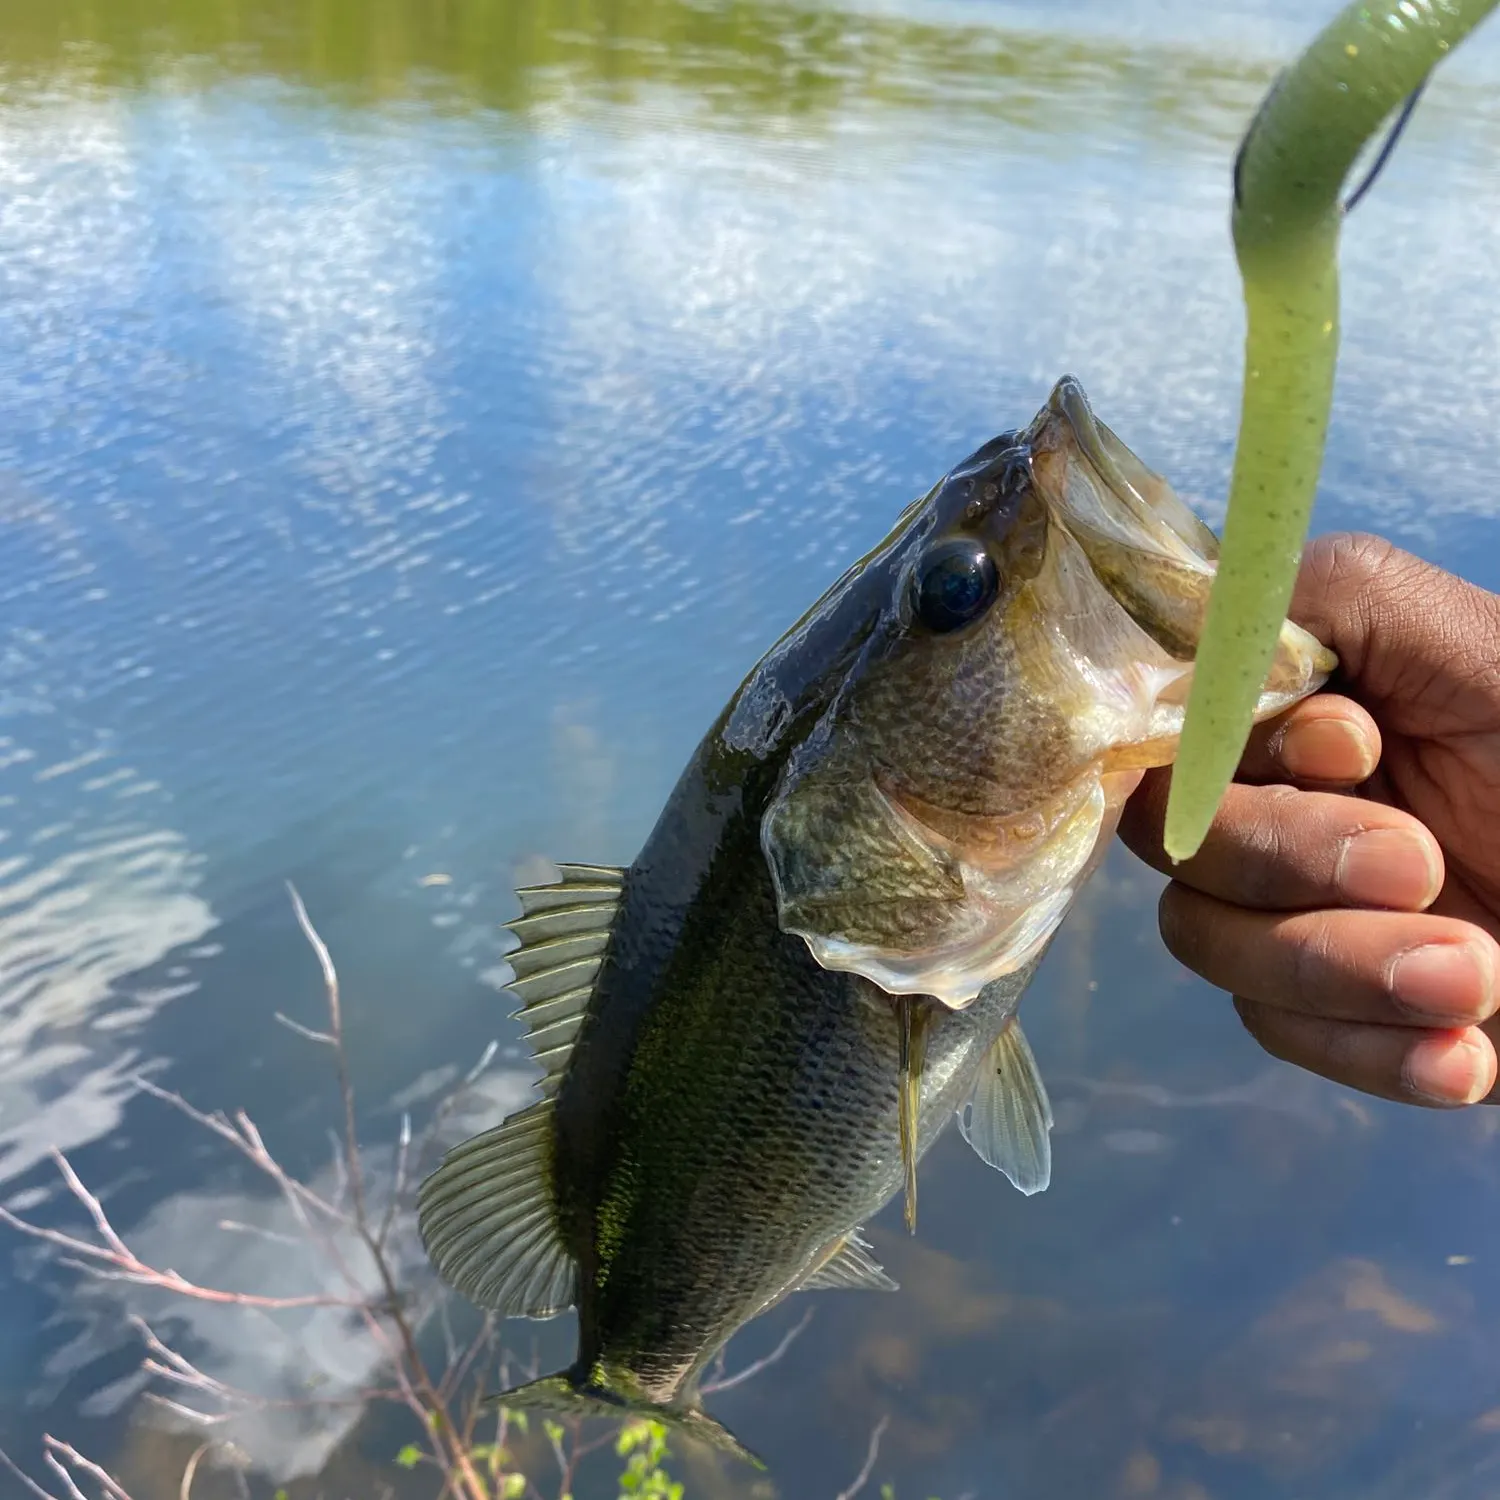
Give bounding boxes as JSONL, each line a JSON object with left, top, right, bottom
{"left": 1, "top": 0, "right": 1500, "bottom": 1493}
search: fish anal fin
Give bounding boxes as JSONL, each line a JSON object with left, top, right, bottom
{"left": 800, "top": 1229, "right": 899, "bottom": 1293}
{"left": 416, "top": 1098, "right": 578, "bottom": 1318}
{"left": 491, "top": 1371, "right": 764, "bottom": 1470}
{"left": 959, "top": 1018, "right": 1054, "bottom": 1196}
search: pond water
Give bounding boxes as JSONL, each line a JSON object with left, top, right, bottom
{"left": 3, "top": 1, "right": 1500, "bottom": 1495}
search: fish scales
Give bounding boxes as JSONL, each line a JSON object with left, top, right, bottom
{"left": 555, "top": 762, "right": 1035, "bottom": 1400}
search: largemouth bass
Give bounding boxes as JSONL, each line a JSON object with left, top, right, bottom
{"left": 417, "top": 377, "right": 1335, "bottom": 1464}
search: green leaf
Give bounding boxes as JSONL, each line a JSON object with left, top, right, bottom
{"left": 544, "top": 1417, "right": 567, "bottom": 1445}
{"left": 394, "top": 1444, "right": 423, "bottom": 1470}
{"left": 501, "top": 1474, "right": 527, "bottom": 1498}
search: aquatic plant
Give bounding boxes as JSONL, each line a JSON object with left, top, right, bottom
{"left": 0, "top": 889, "right": 891, "bottom": 1500}
{"left": 1164, "top": 0, "right": 1498, "bottom": 860}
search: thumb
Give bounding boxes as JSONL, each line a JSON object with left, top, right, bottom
{"left": 1291, "top": 533, "right": 1500, "bottom": 739}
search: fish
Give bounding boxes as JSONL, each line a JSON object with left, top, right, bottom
{"left": 416, "top": 376, "right": 1336, "bottom": 1465}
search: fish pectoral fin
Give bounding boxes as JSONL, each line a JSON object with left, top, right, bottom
{"left": 416, "top": 1098, "right": 578, "bottom": 1318}
{"left": 489, "top": 1372, "right": 765, "bottom": 1470}
{"left": 800, "top": 1229, "right": 899, "bottom": 1293}
{"left": 958, "top": 1018, "right": 1054, "bottom": 1195}
{"left": 509, "top": 861, "right": 625, "bottom": 1095}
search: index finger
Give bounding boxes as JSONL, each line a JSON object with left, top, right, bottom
{"left": 1237, "top": 693, "right": 1380, "bottom": 786}
{"left": 1120, "top": 772, "right": 1444, "bottom": 914}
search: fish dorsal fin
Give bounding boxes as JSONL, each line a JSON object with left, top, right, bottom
{"left": 801, "top": 1229, "right": 899, "bottom": 1292}
{"left": 958, "top": 1018, "right": 1054, "bottom": 1196}
{"left": 507, "top": 863, "right": 624, "bottom": 1097}
{"left": 416, "top": 1098, "right": 578, "bottom": 1318}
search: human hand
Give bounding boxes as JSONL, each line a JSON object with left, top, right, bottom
{"left": 1121, "top": 532, "right": 1500, "bottom": 1107}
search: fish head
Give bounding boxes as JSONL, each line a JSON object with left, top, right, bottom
{"left": 760, "top": 376, "right": 1335, "bottom": 1008}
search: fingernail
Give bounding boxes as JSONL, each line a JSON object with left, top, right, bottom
{"left": 1391, "top": 942, "right": 1496, "bottom": 1022}
{"left": 1405, "top": 1032, "right": 1492, "bottom": 1106}
{"left": 1336, "top": 827, "right": 1442, "bottom": 910}
{"left": 1279, "top": 716, "right": 1377, "bottom": 783}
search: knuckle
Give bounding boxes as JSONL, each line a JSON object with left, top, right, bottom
{"left": 1234, "top": 995, "right": 1292, "bottom": 1062}
{"left": 1304, "top": 532, "right": 1398, "bottom": 602}
{"left": 1233, "top": 784, "right": 1310, "bottom": 908}
{"left": 1157, "top": 885, "right": 1197, "bottom": 964}
{"left": 1286, "top": 913, "right": 1338, "bottom": 1012}
{"left": 1318, "top": 1017, "right": 1373, "bottom": 1088}
{"left": 1297, "top": 532, "right": 1399, "bottom": 680}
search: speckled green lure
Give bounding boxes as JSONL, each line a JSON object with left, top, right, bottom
{"left": 1164, "top": 0, "right": 1498, "bottom": 862}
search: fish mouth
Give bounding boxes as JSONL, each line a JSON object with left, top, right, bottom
{"left": 761, "top": 377, "right": 1338, "bottom": 1012}
{"left": 1025, "top": 375, "right": 1336, "bottom": 680}
{"left": 1028, "top": 375, "right": 1221, "bottom": 574}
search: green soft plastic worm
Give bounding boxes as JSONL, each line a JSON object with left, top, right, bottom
{"left": 1163, "top": 0, "right": 1497, "bottom": 862}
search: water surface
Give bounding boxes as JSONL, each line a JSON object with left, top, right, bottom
{"left": 3, "top": 1, "right": 1500, "bottom": 1495}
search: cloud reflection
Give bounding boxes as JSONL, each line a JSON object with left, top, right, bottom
{"left": 0, "top": 791, "right": 215, "bottom": 1189}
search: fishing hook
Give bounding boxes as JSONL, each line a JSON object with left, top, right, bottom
{"left": 1343, "top": 76, "right": 1429, "bottom": 212}
{"left": 1232, "top": 71, "right": 1429, "bottom": 215}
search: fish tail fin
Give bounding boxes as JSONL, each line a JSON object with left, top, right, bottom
{"left": 488, "top": 1370, "right": 765, "bottom": 1470}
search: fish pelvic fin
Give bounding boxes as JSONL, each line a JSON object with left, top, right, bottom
{"left": 489, "top": 1371, "right": 765, "bottom": 1470}
{"left": 958, "top": 1016, "right": 1054, "bottom": 1195}
{"left": 896, "top": 995, "right": 929, "bottom": 1234}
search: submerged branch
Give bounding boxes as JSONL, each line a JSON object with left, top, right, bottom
{"left": 0, "top": 1150, "right": 355, "bottom": 1310}
{"left": 833, "top": 1415, "right": 890, "bottom": 1500}
{"left": 701, "top": 1307, "right": 815, "bottom": 1395}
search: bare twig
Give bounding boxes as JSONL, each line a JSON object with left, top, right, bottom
{"left": 0, "top": 1445, "right": 69, "bottom": 1500}
{"left": 546, "top": 1421, "right": 570, "bottom": 1478}
{"left": 327, "top": 1127, "right": 350, "bottom": 1212}
{"left": 702, "top": 1308, "right": 814, "bottom": 1394}
{"left": 286, "top": 884, "right": 489, "bottom": 1500}
{"left": 128, "top": 1077, "right": 351, "bottom": 1228}
{"left": 834, "top": 1415, "right": 890, "bottom": 1500}
{"left": 273, "top": 1011, "right": 334, "bottom": 1046}
{"left": 376, "top": 1110, "right": 412, "bottom": 1250}
{"left": 287, "top": 883, "right": 361, "bottom": 1215}
{"left": 0, "top": 1152, "right": 355, "bottom": 1310}
{"left": 44, "top": 1440, "right": 134, "bottom": 1500}
{"left": 425, "top": 1039, "right": 499, "bottom": 1141}
{"left": 37, "top": 1453, "right": 89, "bottom": 1500}
{"left": 437, "top": 1310, "right": 498, "bottom": 1405}
{"left": 213, "top": 1219, "right": 303, "bottom": 1248}
{"left": 129, "top": 1315, "right": 394, "bottom": 1425}
{"left": 178, "top": 1442, "right": 213, "bottom": 1500}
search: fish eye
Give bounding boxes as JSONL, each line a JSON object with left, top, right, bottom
{"left": 911, "top": 539, "right": 999, "bottom": 634}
